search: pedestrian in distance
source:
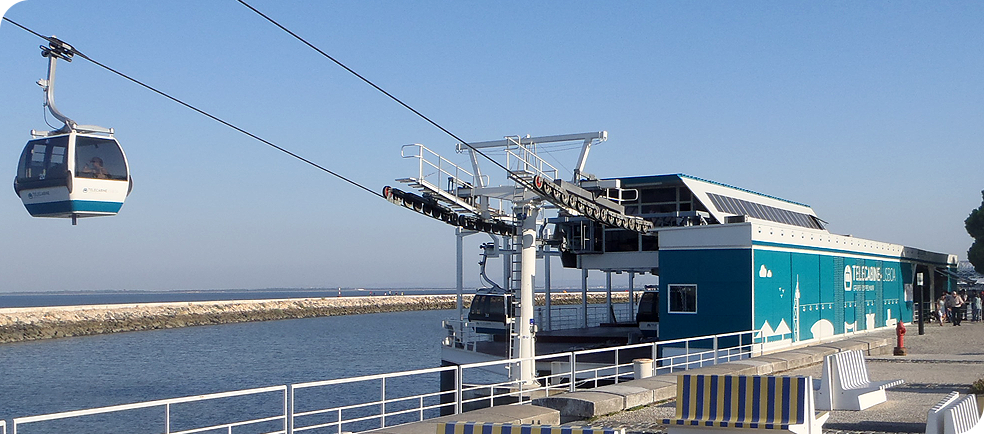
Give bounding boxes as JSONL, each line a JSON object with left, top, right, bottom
{"left": 951, "top": 291, "right": 965, "bottom": 326}
{"left": 937, "top": 294, "right": 948, "bottom": 326}
{"left": 944, "top": 291, "right": 956, "bottom": 325}
{"left": 970, "top": 290, "right": 982, "bottom": 322}
{"left": 974, "top": 290, "right": 983, "bottom": 322}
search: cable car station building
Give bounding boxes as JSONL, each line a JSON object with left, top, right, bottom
{"left": 553, "top": 173, "right": 957, "bottom": 345}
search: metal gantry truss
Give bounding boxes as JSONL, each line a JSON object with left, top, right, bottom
{"left": 384, "top": 131, "right": 653, "bottom": 385}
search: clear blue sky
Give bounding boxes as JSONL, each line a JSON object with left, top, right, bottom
{"left": 1, "top": 1, "right": 981, "bottom": 293}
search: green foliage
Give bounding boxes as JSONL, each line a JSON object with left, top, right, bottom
{"left": 971, "top": 377, "right": 984, "bottom": 394}
{"left": 970, "top": 242, "right": 984, "bottom": 275}
{"left": 967, "top": 191, "right": 984, "bottom": 274}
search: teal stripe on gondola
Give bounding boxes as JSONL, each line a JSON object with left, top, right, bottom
{"left": 26, "top": 200, "right": 122, "bottom": 216}
{"left": 72, "top": 200, "right": 124, "bottom": 213}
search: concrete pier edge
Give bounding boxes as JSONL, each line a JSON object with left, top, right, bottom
{"left": 0, "top": 293, "right": 627, "bottom": 344}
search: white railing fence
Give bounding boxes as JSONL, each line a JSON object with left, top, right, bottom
{"left": 291, "top": 365, "right": 455, "bottom": 434}
{"left": 5, "top": 324, "right": 897, "bottom": 434}
{"left": 538, "top": 303, "right": 633, "bottom": 331}
{"left": 11, "top": 385, "right": 286, "bottom": 434}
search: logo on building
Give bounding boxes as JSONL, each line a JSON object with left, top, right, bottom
{"left": 844, "top": 265, "right": 853, "bottom": 291}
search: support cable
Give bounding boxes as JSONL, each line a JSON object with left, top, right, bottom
{"left": 234, "top": 0, "right": 541, "bottom": 197}
{"left": 1, "top": 16, "right": 382, "bottom": 199}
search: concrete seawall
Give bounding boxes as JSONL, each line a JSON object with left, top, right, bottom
{"left": 0, "top": 292, "right": 628, "bottom": 344}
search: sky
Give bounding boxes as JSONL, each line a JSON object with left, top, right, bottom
{"left": 0, "top": 1, "right": 981, "bottom": 293}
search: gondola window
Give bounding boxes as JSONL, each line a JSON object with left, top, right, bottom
{"left": 75, "top": 137, "right": 128, "bottom": 180}
{"left": 18, "top": 138, "right": 68, "bottom": 181}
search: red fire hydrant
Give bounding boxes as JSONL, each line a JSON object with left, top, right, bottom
{"left": 893, "top": 320, "right": 907, "bottom": 356}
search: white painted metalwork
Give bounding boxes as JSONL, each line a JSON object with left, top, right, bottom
{"left": 11, "top": 385, "right": 286, "bottom": 434}
{"left": 443, "top": 303, "right": 633, "bottom": 352}
{"left": 291, "top": 365, "right": 457, "bottom": 434}
{"left": 3, "top": 323, "right": 899, "bottom": 434}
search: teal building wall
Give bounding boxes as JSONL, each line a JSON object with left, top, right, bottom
{"left": 751, "top": 249, "right": 906, "bottom": 343}
{"left": 658, "top": 244, "right": 909, "bottom": 343}
{"left": 658, "top": 249, "right": 753, "bottom": 340}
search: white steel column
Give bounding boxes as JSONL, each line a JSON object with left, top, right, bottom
{"left": 512, "top": 206, "right": 539, "bottom": 385}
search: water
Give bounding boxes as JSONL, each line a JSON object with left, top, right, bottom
{"left": 0, "top": 308, "right": 456, "bottom": 431}
{"left": 0, "top": 288, "right": 455, "bottom": 308}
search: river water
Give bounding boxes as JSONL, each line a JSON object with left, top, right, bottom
{"left": 0, "top": 308, "right": 455, "bottom": 432}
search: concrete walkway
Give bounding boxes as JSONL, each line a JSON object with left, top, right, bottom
{"left": 584, "top": 321, "right": 984, "bottom": 433}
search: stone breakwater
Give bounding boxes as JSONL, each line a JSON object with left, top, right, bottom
{"left": 0, "top": 292, "right": 628, "bottom": 344}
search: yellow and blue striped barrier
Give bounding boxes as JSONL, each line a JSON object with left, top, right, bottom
{"left": 437, "top": 421, "right": 624, "bottom": 434}
{"left": 662, "top": 374, "right": 826, "bottom": 432}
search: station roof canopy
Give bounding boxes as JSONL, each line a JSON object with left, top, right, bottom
{"left": 612, "top": 173, "right": 826, "bottom": 231}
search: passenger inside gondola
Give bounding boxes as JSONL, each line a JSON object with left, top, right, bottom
{"left": 75, "top": 137, "right": 127, "bottom": 180}
{"left": 80, "top": 157, "right": 109, "bottom": 179}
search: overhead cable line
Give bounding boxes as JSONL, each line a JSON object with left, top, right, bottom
{"left": 1, "top": 16, "right": 382, "bottom": 199}
{"left": 235, "top": 0, "right": 541, "bottom": 195}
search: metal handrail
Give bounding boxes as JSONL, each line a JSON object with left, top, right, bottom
{"left": 12, "top": 385, "right": 287, "bottom": 434}
{"left": 401, "top": 144, "right": 483, "bottom": 191}
{"left": 6, "top": 324, "right": 901, "bottom": 434}
{"left": 502, "top": 137, "right": 558, "bottom": 181}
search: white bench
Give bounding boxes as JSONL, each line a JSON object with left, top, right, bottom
{"left": 927, "top": 392, "right": 963, "bottom": 434}
{"left": 814, "top": 349, "right": 903, "bottom": 411}
{"left": 936, "top": 394, "right": 984, "bottom": 434}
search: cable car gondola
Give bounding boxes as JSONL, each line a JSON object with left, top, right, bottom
{"left": 13, "top": 37, "right": 131, "bottom": 225}
{"left": 636, "top": 285, "right": 659, "bottom": 338}
{"left": 467, "top": 243, "right": 515, "bottom": 336}
{"left": 468, "top": 287, "right": 514, "bottom": 336}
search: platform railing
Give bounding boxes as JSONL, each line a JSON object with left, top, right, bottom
{"left": 5, "top": 324, "right": 904, "bottom": 434}
{"left": 11, "top": 385, "right": 286, "bottom": 434}
{"left": 502, "top": 137, "right": 559, "bottom": 181}
{"left": 539, "top": 303, "right": 632, "bottom": 330}
{"left": 401, "top": 143, "right": 481, "bottom": 191}
{"left": 289, "top": 329, "right": 765, "bottom": 434}
{"left": 444, "top": 303, "right": 633, "bottom": 352}
{"left": 291, "top": 365, "right": 457, "bottom": 434}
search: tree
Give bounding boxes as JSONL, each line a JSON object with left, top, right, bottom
{"left": 966, "top": 190, "right": 984, "bottom": 273}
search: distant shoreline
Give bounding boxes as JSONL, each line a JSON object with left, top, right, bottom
{"left": 0, "top": 292, "right": 627, "bottom": 344}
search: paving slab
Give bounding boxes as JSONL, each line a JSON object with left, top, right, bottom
{"left": 591, "top": 384, "right": 655, "bottom": 409}
{"left": 533, "top": 391, "right": 625, "bottom": 421}
{"left": 724, "top": 358, "right": 779, "bottom": 375}
{"left": 618, "top": 376, "right": 677, "bottom": 402}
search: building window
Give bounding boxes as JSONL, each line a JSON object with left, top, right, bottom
{"left": 668, "top": 284, "right": 697, "bottom": 313}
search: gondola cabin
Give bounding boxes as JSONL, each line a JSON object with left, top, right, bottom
{"left": 14, "top": 129, "right": 130, "bottom": 222}
{"left": 468, "top": 289, "right": 513, "bottom": 336}
{"left": 636, "top": 286, "right": 659, "bottom": 338}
